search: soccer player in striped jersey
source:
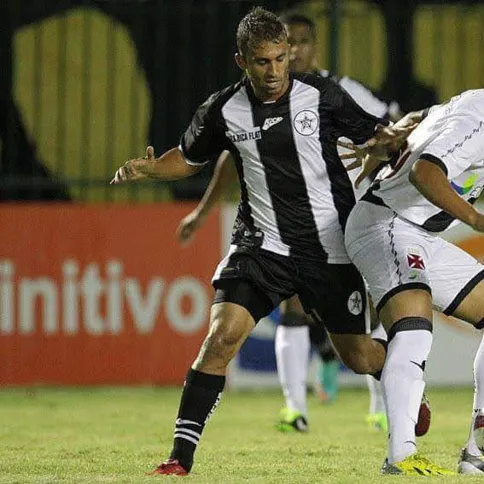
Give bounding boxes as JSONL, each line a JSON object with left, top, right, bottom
{"left": 176, "top": 11, "right": 394, "bottom": 435}
{"left": 345, "top": 89, "right": 484, "bottom": 475}
{"left": 111, "top": 7, "right": 412, "bottom": 475}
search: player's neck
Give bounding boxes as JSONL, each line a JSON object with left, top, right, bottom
{"left": 250, "top": 78, "right": 290, "bottom": 104}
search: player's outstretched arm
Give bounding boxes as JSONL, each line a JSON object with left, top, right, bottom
{"left": 110, "top": 146, "right": 201, "bottom": 184}
{"left": 177, "top": 151, "right": 238, "bottom": 245}
{"left": 410, "top": 159, "right": 484, "bottom": 232}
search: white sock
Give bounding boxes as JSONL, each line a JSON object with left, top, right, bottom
{"left": 466, "top": 334, "right": 484, "bottom": 455}
{"left": 367, "top": 375, "right": 385, "bottom": 414}
{"left": 382, "top": 328, "right": 432, "bottom": 464}
{"left": 275, "top": 325, "right": 310, "bottom": 417}
{"left": 367, "top": 323, "right": 387, "bottom": 414}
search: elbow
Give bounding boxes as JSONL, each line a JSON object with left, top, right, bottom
{"left": 409, "top": 159, "right": 435, "bottom": 192}
{"left": 187, "top": 164, "right": 203, "bottom": 177}
{"left": 409, "top": 163, "right": 422, "bottom": 189}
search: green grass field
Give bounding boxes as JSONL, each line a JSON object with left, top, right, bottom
{"left": 0, "top": 386, "right": 482, "bottom": 483}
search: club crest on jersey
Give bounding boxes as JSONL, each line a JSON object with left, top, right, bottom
{"left": 262, "top": 117, "right": 283, "bottom": 131}
{"left": 225, "top": 127, "right": 261, "bottom": 143}
{"left": 407, "top": 249, "right": 425, "bottom": 270}
{"left": 294, "top": 110, "right": 319, "bottom": 136}
{"left": 347, "top": 291, "right": 363, "bottom": 316}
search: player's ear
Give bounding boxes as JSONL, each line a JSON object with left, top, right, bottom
{"left": 235, "top": 52, "right": 247, "bottom": 71}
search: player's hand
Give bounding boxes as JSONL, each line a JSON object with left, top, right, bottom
{"left": 338, "top": 140, "right": 390, "bottom": 189}
{"left": 368, "top": 118, "right": 420, "bottom": 155}
{"left": 338, "top": 140, "right": 369, "bottom": 169}
{"left": 110, "top": 146, "right": 156, "bottom": 184}
{"left": 176, "top": 211, "right": 203, "bottom": 246}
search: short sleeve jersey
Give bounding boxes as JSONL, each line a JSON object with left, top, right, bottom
{"left": 180, "top": 72, "right": 385, "bottom": 262}
{"left": 369, "top": 89, "right": 484, "bottom": 232}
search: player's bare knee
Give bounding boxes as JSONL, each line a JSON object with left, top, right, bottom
{"left": 338, "top": 348, "right": 373, "bottom": 374}
{"left": 351, "top": 356, "right": 374, "bottom": 375}
{"left": 205, "top": 317, "right": 247, "bottom": 356}
{"left": 210, "top": 326, "right": 245, "bottom": 350}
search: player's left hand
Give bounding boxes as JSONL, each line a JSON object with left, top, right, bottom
{"left": 369, "top": 121, "right": 419, "bottom": 151}
{"left": 176, "top": 211, "right": 203, "bottom": 246}
{"left": 338, "top": 120, "right": 418, "bottom": 188}
{"left": 352, "top": 153, "right": 385, "bottom": 189}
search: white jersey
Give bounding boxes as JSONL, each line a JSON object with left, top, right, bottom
{"left": 366, "top": 89, "right": 484, "bottom": 232}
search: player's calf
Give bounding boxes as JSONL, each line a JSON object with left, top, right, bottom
{"left": 330, "top": 333, "right": 386, "bottom": 375}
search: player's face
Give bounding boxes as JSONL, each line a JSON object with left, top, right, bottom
{"left": 236, "top": 40, "right": 290, "bottom": 102}
{"left": 286, "top": 22, "right": 317, "bottom": 73}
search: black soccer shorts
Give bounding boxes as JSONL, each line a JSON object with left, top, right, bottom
{"left": 212, "top": 246, "right": 367, "bottom": 334}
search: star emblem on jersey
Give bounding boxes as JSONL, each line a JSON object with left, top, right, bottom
{"left": 262, "top": 117, "right": 283, "bottom": 131}
{"left": 294, "top": 110, "right": 319, "bottom": 136}
{"left": 407, "top": 253, "right": 425, "bottom": 270}
{"left": 347, "top": 291, "right": 363, "bottom": 316}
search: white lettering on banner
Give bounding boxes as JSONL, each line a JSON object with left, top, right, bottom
{"left": 165, "top": 277, "right": 208, "bottom": 334}
{"left": 82, "top": 264, "right": 105, "bottom": 335}
{"left": 0, "top": 261, "right": 14, "bottom": 334}
{"left": 107, "top": 261, "right": 123, "bottom": 335}
{"left": 19, "top": 278, "right": 57, "bottom": 335}
{"left": 63, "top": 260, "right": 78, "bottom": 335}
{"left": 125, "top": 278, "right": 164, "bottom": 334}
{"left": 0, "top": 259, "right": 209, "bottom": 336}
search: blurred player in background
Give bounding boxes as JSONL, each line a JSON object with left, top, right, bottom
{"left": 279, "top": 10, "right": 398, "bottom": 433}
{"left": 176, "top": 11, "right": 396, "bottom": 435}
{"left": 111, "top": 7, "right": 412, "bottom": 475}
{"left": 345, "top": 89, "right": 484, "bottom": 475}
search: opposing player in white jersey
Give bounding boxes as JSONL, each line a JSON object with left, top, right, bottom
{"left": 177, "top": 11, "right": 392, "bottom": 434}
{"left": 345, "top": 89, "right": 484, "bottom": 475}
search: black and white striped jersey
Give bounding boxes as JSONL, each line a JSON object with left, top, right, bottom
{"left": 319, "top": 69, "right": 390, "bottom": 120}
{"left": 318, "top": 70, "right": 392, "bottom": 199}
{"left": 180, "top": 72, "right": 385, "bottom": 262}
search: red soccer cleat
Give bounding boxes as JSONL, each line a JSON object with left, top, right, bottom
{"left": 415, "top": 393, "right": 431, "bottom": 437}
{"left": 147, "top": 459, "right": 189, "bottom": 476}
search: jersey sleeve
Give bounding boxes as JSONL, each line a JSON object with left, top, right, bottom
{"left": 338, "top": 76, "right": 389, "bottom": 118}
{"left": 179, "top": 92, "right": 229, "bottom": 166}
{"left": 419, "top": 118, "right": 484, "bottom": 180}
{"left": 323, "top": 78, "right": 389, "bottom": 144}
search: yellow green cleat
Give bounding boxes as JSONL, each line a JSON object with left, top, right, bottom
{"left": 366, "top": 412, "right": 388, "bottom": 432}
{"left": 381, "top": 454, "right": 456, "bottom": 476}
{"left": 275, "top": 407, "right": 308, "bottom": 433}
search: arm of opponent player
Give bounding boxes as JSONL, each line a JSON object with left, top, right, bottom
{"left": 177, "top": 151, "right": 238, "bottom": 245}
{"left": 409, "top": 159, "right": 484, "bottom": 232}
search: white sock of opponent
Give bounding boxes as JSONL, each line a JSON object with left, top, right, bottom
{"left": 367, "top": 323, "right": 387, "bottom": 415}
{"left": 275, "top": 325, "right": 310, "bottom": 417}
{"left": 382, "top": 317, "right": 432, "bottom": 464}
{"left": 466, "top": 333, "right": 484, "bottom": 455}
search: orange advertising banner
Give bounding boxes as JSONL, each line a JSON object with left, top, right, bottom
{"left": 0, "top": 203, "right": 220, "bottom": 385}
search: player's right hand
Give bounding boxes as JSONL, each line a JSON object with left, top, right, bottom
{"left": 177, "top": 211, "right": 203, "bottom": 246}
{"left": 110, "top": 146, "right": 156, "bottom": 184}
